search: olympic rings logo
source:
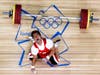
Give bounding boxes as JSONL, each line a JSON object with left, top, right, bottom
{"left": 39, "top": 17, "right": 62, "bottom": 29}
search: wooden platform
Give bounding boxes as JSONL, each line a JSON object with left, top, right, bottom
{"left": 0, "top": 0, "right": 100, "bottom": 75}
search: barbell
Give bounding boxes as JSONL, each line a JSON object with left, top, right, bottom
{"left": 3, "top": 4, "right": 99, "bottom": 29}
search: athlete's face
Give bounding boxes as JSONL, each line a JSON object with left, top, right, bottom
{"left": 33, "top": 33, "right": 42, "bottom": 44}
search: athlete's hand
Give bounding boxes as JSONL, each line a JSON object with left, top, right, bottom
{"left": 31, "top": 66, "right": 35, "bottom": 72}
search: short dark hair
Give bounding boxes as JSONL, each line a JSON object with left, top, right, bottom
{"left": 31, "top": 30, "right": 41, "bottom": 38}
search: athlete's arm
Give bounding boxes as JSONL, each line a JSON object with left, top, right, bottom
{"left": 31, "top": 45, "right": 38, "bottom": 69}
{"left": 46, "top": 39, "right": 56, "bottom": 59}
{"left": 48, "top": 46, "right": 56, "bottom": 58}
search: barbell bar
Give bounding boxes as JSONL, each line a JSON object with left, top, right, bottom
{"left": 3, "top": 4, "right": 99, "bottom": 29}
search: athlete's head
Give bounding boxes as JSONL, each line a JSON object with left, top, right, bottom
{"left": 31, "top": 30, "right": 42, "bottom": 43}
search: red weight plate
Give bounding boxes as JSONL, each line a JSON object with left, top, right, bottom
{"left": 13, "top": 4, "right": 22, "bottom": 24}
{"left": 80, "top": 9, "right": 88, "bottom": 29}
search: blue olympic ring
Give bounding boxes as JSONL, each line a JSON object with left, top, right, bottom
{"left": 39, "top": 17, "right": 62, "bottom": 29}
{"left": 39, "top": 18, "right": 51, "bottom": 29}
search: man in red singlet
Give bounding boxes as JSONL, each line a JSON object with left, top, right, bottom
{"left": 28, "top": 30, "right": 59, "bottom": 71}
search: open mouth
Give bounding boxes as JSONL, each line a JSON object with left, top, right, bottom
{"left": 36, "top": 39, "right": 40, "bottom": 42}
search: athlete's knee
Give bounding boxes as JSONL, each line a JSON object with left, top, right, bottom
{"left": 28, "top": 53, "right": 37, "bottom": 60}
